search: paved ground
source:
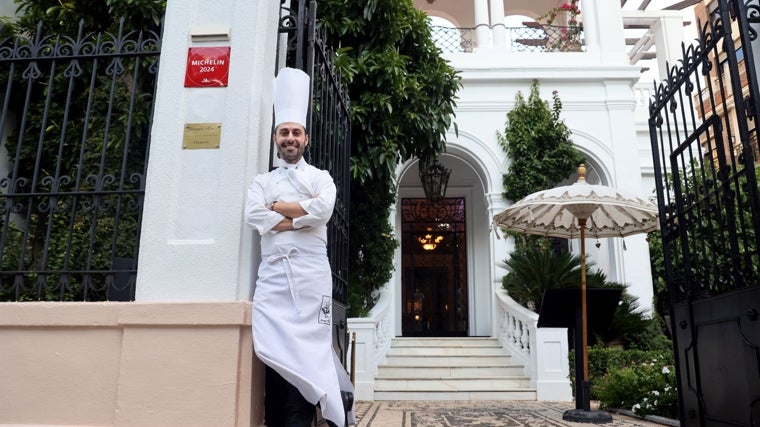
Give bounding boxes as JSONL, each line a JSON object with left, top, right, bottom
{"left": 351, "top": 400, "right": 669, "bottom": 427}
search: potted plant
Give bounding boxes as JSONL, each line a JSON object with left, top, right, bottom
{"left": 536, "top": 0, "right": 583, "bottom": 52}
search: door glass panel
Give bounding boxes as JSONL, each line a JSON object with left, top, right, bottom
{"left": 401, "top": 198, "right": 467, "bottom": 336}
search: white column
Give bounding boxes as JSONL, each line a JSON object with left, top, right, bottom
{"left": 579, "top": 0, "right": 600, "bottom": 56}
{"left": 135, "top": 0, "right": 280, "bottom": 301}
{"left": 582, "top": 0, "right": 628, "bottom": 63}
{"left": 490, "top": 0, "right": 507, "bottom": 48}
{"left": 605, "top": 79, "right": 655, "bottom": 315}
{"left": 652, "top": 14, "right": 686, "bottom": 81}
{"left": 474, "top": 0, "right": 492, "bottom": 50}
{"left": 488, "top": 191, "right": 510, "bottom": 287}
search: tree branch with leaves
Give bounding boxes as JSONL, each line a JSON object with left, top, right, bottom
{"left": 320, "top": 0, "right": 461, "bottom": 316}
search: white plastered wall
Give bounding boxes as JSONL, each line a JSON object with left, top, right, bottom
{"left": 135, "top": 0, "right": 280, "bottom": 301}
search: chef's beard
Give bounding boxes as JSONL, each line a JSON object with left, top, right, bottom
{"left": 278, "top": 143, "right": 306, "bottom": 163}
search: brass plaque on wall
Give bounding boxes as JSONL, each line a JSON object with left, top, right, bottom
{"left": 183, "top": 123, "right": 221, "bottom": 149}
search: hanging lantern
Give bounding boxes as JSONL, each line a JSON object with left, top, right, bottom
{"left": 420, "top": 160, "right": 451, "bottom": 205}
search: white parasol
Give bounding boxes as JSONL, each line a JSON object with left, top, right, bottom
{"left": 493, "top": 166, "right": 659, "bottom": 241}
{"left": 493, "top": 164, "right": 659, "bottom": 421}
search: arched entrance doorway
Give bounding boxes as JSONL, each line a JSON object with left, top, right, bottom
{"left": 395, "top": 147, "right": 496, "bottom": 338}
{"left": 400, "top": 198, "right": 467, "bottom": 336}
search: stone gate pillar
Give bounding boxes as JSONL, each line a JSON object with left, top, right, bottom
{"left": 136, "top": 0, "right": 279, "bottom": 302}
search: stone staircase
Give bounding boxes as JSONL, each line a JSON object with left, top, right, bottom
{"left": 373, "top": 337, "right": 536, "bottom": 400}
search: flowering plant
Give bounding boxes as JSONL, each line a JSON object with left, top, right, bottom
{"left": 593, "top": 356, "right": 679, "bottom": 420}
{"left": 536, "top": 0, "right": 583, "bottom": 51}
{"left": 630, "top": 364, "right": 679, "bottom": 419}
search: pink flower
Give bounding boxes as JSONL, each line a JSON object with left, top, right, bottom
{"left": 560, "top": 3, "right": 579, "bottom": 12}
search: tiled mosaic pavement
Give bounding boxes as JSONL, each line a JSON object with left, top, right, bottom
{"left": 352, "top": 401, "right": 668, "bottom": 427}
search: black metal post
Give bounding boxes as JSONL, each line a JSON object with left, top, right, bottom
{"left": 562, "top": 303, "right": 612, "bottom": 423}
{"left": 573, "top": 304, "right": 585, "bottom": 410}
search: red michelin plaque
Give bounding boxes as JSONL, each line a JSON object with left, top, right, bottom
{"left": 184, "top": 46, "right": 230, "bottom": 88}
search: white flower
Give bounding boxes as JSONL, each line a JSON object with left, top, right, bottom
{"left": 662, "top": 366, "right": 671, "bottom": 374}
{"left": 633, "top": 404, "right": 641, "bottom": 410}
{"left": 651, "top": 390, "right": 660, "bottom": 396}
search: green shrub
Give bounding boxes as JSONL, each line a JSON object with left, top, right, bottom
{"left": 572, "top": 345, "right": 679, "bottom": 419}
{"left": 597, "top": 300, "right": 672, "bottom": 352}
{"left": 502, "top": 247, "right": 670, "bottom": 349}
{"left": 593, "top": 357, "right": 678, "bottom": 419}
{"left": 500, "top": 246, "right": 606, "bottom": 313}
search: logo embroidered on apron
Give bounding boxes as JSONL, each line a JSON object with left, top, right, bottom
{"left": 319, "top": 295, "right": 332, "bottom": 324}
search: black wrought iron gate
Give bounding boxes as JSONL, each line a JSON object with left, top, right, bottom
{"left": 0, "top": 21, "right": 161, "bottom": 302}
{"left": 649, "top": 1, "right": 760, "bottom": 424}
{"left": 277, "top": 0, "right": 352, "bottom": 361}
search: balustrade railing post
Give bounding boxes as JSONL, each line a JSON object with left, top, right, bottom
{"left": 496, "top": 289, "right": 571, "bottom": 401}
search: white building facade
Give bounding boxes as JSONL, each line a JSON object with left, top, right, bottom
{"left": 348, "top": 0, "right": 693, "bottom": 400}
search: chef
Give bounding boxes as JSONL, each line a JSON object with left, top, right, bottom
{"left": 246, "top": 67, "right": 350, "bottom": 427}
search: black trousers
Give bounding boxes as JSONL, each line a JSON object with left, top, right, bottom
{"left": 265, "top": 366, "right": 313, "bottom": 427}
{"left": 265, "top": 366, "right": 340, "bottom": 427}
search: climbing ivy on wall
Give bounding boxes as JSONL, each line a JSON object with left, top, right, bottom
{"left": 498, "top": 80, "right": 583, "bottom": 203}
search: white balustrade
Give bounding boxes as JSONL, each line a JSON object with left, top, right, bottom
{"left": 495, "top": 289, "right": 573, "bottom": 401}
{"left": 346, "top": 289, "right": 393, "bottom": 401}
{"left": 634, "top": 84, "right": 652, "bottom": 108}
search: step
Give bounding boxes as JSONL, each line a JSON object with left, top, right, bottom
{"left": 387, "top": 346, "right": 508, "bottom": 356}
{"left": 378, "top": 364, "right": 525, "bottom": 378}
{"left": 383, "top": 338, "right": 513, "bottom": 364}
{"left": 373, "top": 390, "right": 538, "bottom": 401}
{"left": 390, "top": 337, "right": 502, "bottom": 347}
{"left": 374, "top": 377, "right": 532, "bottom": 391}
{"left": 381, "top": 354, "right": 513, "bottom": 366}
{"left": 374, "top": 337, "right": 534, "bottom": 401}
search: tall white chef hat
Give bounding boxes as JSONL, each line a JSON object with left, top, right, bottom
{"left": 273, "top": 67, "right": 311, "bottom": 128}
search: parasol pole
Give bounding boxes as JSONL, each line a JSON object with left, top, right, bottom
{"left": 575, "top": 164, "right": 590, "bottom": 385}
{"left": 579, "top": 217, "right": 589, "bottom": 382}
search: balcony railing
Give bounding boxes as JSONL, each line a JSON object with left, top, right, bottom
{"left": 431, "top": 24, "right": 585, "bottom": 54}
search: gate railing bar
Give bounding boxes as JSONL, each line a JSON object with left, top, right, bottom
{"left": 0, "top": 19, "right": 161, "bottom": 301}
{"left": 724, "top": 0, "right": 760, "bottom": 245}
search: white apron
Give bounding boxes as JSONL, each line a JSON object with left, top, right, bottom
{"left": 252, "top": 246, "right": 345, "bottom": 427}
